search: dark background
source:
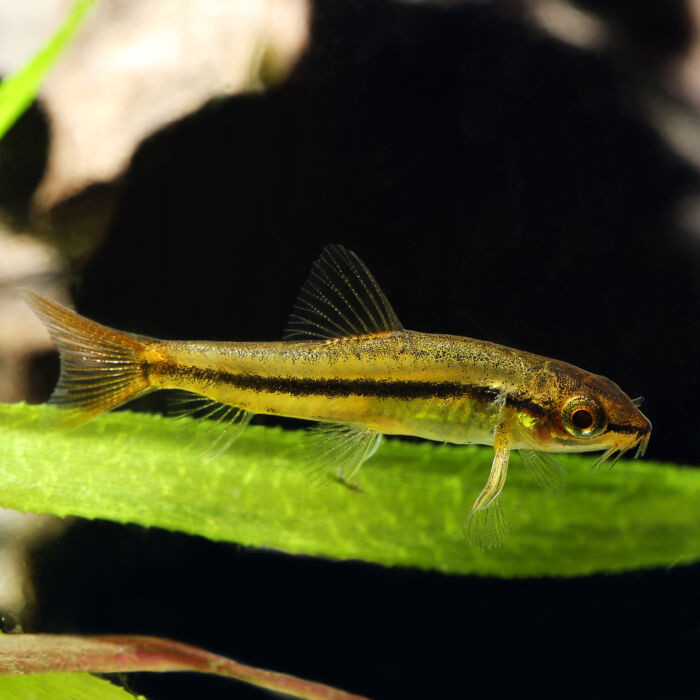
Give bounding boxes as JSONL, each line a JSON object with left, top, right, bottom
{"left": 11, "top": 1, "right": 700, "bottom": 698}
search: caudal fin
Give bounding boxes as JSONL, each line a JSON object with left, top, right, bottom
{"left": 23, "top": 290, "right": 154, "bottom": 427}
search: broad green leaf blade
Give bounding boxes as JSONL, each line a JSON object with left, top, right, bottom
{"left": 1, "top": 402, "right": 699, "bottom": 577}
{"left": 0, "top": 0, "right": 94, "bottom": 141}
{"left": 0, "top": 673, "right": 143, "bottom": 700}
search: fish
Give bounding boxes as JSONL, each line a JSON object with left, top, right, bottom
{"left": 23, "top": 244, "right": 652, "bottom": 547}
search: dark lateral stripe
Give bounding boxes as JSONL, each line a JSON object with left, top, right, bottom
{"left": 151, "top": 361, "right": 548, "bottom": 414}
{"left": 607, "top": 422, "right": 639, "bottom": 435}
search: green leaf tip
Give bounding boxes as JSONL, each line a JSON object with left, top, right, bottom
{"left": 0, "top": 673, "right": 143, "bottom": 700}
{"left": 0, "top": 0, "right": 94, "bottom": 141}
{"left": 1, "top": 401, "right": 700, "bottom": 578}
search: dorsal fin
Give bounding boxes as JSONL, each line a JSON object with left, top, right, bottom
{"left": 284, "top": 244, "right": 402, "bottom": 341}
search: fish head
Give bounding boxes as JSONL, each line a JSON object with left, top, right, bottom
{"left": 516, "top": 364, "right": 652, "bottom": 466}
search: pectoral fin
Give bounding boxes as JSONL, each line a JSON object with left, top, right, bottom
{"left": 468, "top": 425, "right": 511, "bottom": 549}
{"left": 520, "top": 449, "right": 565, "bottom": 494}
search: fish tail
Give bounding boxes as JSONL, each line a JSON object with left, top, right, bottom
{"left": 23, "top": 290, "right": 154, "bottom": 427}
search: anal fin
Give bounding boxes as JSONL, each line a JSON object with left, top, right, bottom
{"left": 304, "top": 422, "right": 382, "bottom": 489}
{"left": 168, "top": 391, "right": 253, "bottom": 459}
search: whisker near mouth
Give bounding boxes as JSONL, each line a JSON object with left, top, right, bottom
{"left": 634, "top": 431, "right": 650, "bottom": 459}
{"left": 607, "top": 443, "right": 633, "bottom": 470}
{"left": 592, "top": 434, "right": 647, "bottom": 471}
{"left": 591, "top": 446, "right": 616, "bottom": 471}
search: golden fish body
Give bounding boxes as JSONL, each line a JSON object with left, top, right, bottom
{"left": 147, "top": 332, "right": 648, "bottom": 453}
{"left": 24, "top": 245, "right": 651, "bottom": 547}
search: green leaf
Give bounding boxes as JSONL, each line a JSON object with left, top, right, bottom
{"left": 0, "top": 673, "right": 143, "bottom": 700}
{"left": 1, "top": 402, "right": 699, "bottom": 577}
{"left": 0, "top": 0, "right": 94, "bottom": 141}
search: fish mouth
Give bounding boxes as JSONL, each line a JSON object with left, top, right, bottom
{"left": 591, "top": 428, "right": 651, "bottom": 471}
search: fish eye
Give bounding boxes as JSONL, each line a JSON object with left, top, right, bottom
{"left": 571, "top": 409, "right": 593, "bottom": 430}
{"left": 561, "top": 397, "right": 606, "bottom": 438}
